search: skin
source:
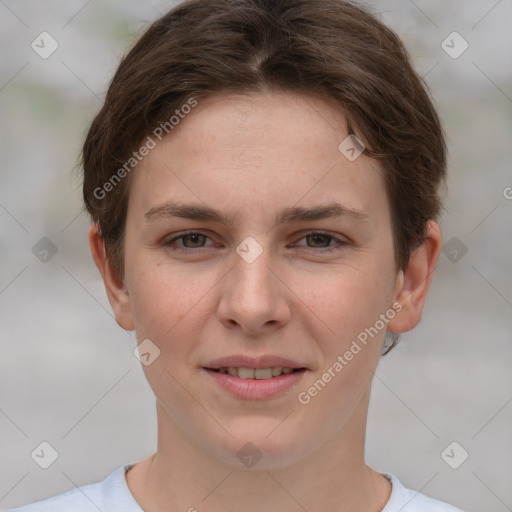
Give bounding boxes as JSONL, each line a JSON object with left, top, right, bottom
{"left": 89, "top": 90, "right": 442, "bottom": 512}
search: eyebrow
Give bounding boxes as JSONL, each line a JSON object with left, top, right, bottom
{"left": 144, "top": 201, "right": 369, "bottom": 227}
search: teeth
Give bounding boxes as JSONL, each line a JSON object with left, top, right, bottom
{"left": 254, "top": 368, "right": 272, "bottom": 379}
{"left": 216, "top": 367, "right": 298, "bottom": 379}
{"left": 238, "top": 367, "right": 255, "bottom": 379}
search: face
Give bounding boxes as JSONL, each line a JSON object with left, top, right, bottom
{"left": 112, "top": 91, "right": 404, "bottom": 469}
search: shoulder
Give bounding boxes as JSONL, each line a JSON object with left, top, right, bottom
{"left": 382, "top": 473, "right": 465, "bottom": 512}
{"left": 5, "top": 482, "right": 104, "bottom": 512}
{"left": 5, "top": 463, "right": 141, "bottom": 512}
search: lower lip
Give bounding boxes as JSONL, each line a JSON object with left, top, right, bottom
{"left": 202, "top": 368, "right": 307, "bottom": 400}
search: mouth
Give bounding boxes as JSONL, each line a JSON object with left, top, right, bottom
{"left": 205, "top": 367, "right": 306, "bottom": 379}
{"left": 201, "top": 356, "right": 308, "bottom": 400}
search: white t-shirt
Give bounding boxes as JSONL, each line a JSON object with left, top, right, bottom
{"left": 6, "top": 462, "right": 464, "bottom": 512}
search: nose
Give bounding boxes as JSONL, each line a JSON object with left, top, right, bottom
{"left": 217, "top": 244, "right": 291, "bottom": 336}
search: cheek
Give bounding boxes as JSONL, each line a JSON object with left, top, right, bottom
{"left": 291, "top": 259, "right": 394, "bottom": 339}
{"left": 127, "top": 262, "right": 208, "bottom": 402}
{"left": 125, "top": 245, "right": 208, "bottom": 335}
{"left": 294, "top": 266, "right": 391, "bottom": 416}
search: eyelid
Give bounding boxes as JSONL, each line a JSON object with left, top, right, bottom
{"left": 164, "top": 229, "right": 349, "bottom": 253}
{"left": 291, "top": 230, "right": 349, "bottom": 253}
{"left": 164, "top": 230, "right": 217, "bottom": 248}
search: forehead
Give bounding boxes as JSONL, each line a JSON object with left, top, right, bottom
{"left": 127, "top": 91, "right": 389, "bottom": 226}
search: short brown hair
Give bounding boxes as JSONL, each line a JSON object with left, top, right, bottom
{"left": 81, "top": 0, "right": 446, "bottom": 352}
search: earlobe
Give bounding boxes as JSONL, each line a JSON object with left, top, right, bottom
{"left": 88, "top": 223, "right": 135, "bottom": 331}
{"left": 386, "top": 221, "right": 442, "bottom": 334}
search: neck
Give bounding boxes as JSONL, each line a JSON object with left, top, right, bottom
{"left": 126, "top": 389, "right": 391, "bottom": 512}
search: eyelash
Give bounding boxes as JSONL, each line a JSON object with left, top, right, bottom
{"left": 164, "top": 231, "right": 348, "bottom": 254}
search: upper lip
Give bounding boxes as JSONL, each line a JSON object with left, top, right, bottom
{"left": 203, "top": 355, "right": 307, "bottom": 370}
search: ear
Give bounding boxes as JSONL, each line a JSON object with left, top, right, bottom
{"left": 386, "top": 220, "right": 442, "bottom": 333}
{"left": 88, "top": 223, "right": 134, "bottom": 331}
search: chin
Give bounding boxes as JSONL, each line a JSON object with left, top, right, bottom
{"left": 205, "top": 424, "right": 311, "bottom": 471}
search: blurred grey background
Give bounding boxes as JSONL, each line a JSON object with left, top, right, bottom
{"left": 0, "top": 1, "right": 511, "bottom": 510}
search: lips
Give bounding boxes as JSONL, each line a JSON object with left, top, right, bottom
{"left": 202, "top": 355, "right": 308, "bottom": 400}
{"left": 204, "top": 355, "right": 306, "bottom": 370}
{"left": 210, "top": 366, "right": 300, "bottom": 379}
